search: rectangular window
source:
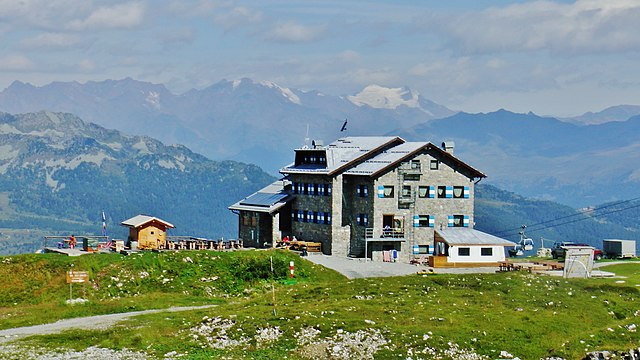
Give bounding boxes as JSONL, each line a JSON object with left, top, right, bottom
{"left": 481, "top": 247, "right": 493, "bottom": 256}
{"left": 404, "top": 173, "right": 421, "bottom": 181}
{"left": 317, "top": 212, "right": 324, "bottom": 224}
{"left": 243, "top": 213, "right": 250, "bottom": 226}
{"left": 418, "top": 245, "right": 430, "bottom": 254}
{"left": 401, "top": 185, "right": 411, "bottom": 198}
{"left": 307, "top": 183, "right": 314, "bottom": 195}
{"left": 418, "top": 186, "right": 429, "bottom": 198}
{"left": 453, "top": 186, "right": 469, "bottom": 198}
{"left": 356, "top": 213, "right": 368, "bottom": 226}
{"left": 297, "top": 210, "right": 304, "bottom": 222}
{"left": 430, "top": 160, "right": 439, "bottom": 170}
{"left": 251, "top": 216, "right": 257, "bottom": 226}
{"left": 458, "top": 247, "right": 470, "bottom": 256}
{"left": 378, "top": 185, "right": 394, "bottom": 198}
{"left": 324, "top": 183, "right": 332, "bottom": 196}
{"left": 415, "top": 215, "right": 434, "bottom": 227}
{"left": 292, "top": 182, "right": 298, "bottom": 194}
{"left": 438, "top": 186, "right": 453, "bottom": 198}
{"left": 448, "top": 215, "right": 469, "bottom": 227}
{"left": 356, "top": 185, "right": 368, "bottom": 197}
{"left": 313, "top": 184, "right": 319, "bottom": 196}
{"left": 326, "top": 212, "right": 331, "bottom": 225}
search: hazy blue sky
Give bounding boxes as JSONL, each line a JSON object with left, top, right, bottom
{"left": 1, "top": 0, "right": 639, "bottom": 116}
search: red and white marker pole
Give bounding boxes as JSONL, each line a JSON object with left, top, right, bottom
{"left": 289, "top": 261, "right": 295, "bottom": 278}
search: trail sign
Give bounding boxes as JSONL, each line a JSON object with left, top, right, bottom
{"left": 66, "top": 271, "right": 89, "bottom": 284}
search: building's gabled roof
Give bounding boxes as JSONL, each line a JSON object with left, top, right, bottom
{"left": 280, "top": 136, "right": 402, "bottom": 175}
{"left": 121, "top": 215, "right": 175, "bottom": 229}
{"left": 346, "top": 141, "right": 485, "bottom": 179}
{"left": 435, "top": 228, "right": 515, "bottom": 247}
{"left": 280, "top": 136, "right": 485, "bottom": 179}
{"left": 228, "top": 180, "right": 293, "bottom": 214}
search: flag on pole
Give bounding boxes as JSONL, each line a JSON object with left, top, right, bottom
{"left": 102, "top": 211, "right": 107, "bottom": 236}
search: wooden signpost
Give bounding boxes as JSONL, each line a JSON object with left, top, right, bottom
{"left": 66, "top": 271, "right": 89, "bottom": 300}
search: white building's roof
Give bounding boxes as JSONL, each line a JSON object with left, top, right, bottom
{"left": 121, "top": 215, "right": 175, "bottom": 229}
{"left": 228, "top": 180, "right": 293, "bottom": 214}
{"left": 345, "top": 142, "right": 427, "bottom": 175}
{"left": 280, "top": 136, "right": 401, "bottom": 175}
{"left": 436, "top": 228, "right": 515, "bottom": 246}
{"left": 280, "top": 136, "right": 485, "bottom": 179}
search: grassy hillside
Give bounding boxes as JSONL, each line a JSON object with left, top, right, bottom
{"left": 0, "top": 251, "right": 638, "bottom": 359}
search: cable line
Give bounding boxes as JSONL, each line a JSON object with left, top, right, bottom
{"left": 494, "top": 200, "right": 640, "bottom": 238}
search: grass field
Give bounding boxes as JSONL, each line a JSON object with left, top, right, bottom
{"left": 0, "top": 251, "right": 638, "bottom": 359}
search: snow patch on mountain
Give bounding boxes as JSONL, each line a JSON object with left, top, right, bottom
{"left": 259, "top": 81, "right": 301, "bottom": 105}
{"left": 347, "top": 85, "right": 433, "bottom": 116}
{"left": 145, "top": 91, "right": 161, "bottom": 109}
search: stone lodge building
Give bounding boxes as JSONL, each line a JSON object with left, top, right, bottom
{"left": 230, "top": 136, "right": 488, "bottom": 263}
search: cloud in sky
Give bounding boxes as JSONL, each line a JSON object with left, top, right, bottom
{"left": 418, "top": 0, "right": 640, "bottom": 54}
{"left": 0, "top": 54, "right": 34, "bottom": 71}
{"left": 0, "top": 0, "right": 640, "bottom": 116}
{"left": 67, "top": 2, "right": 146, "bottom": 30}
{"left": 21, "top": 33, "right": 82, "bottom": 49}
{"left": 266, "top": 21, "right": 327, "bottom": 43}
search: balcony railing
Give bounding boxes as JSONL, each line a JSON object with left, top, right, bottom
{"left": 365, "top": 228, "right": 405, "bottom": 239}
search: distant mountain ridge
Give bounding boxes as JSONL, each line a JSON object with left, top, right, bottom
{"left": 0, "top": 79, "right": 455, "bottom": 174}
{"left": 2, "top": 78, "right": 639, "bottom": 207}
{"left": 563, "top": 105, "right": 640, "bottom": 125}
{"left": 0, "top": 111, "right": 274, "bottom": 254}
{"left": 397, "top": 109, "right": 640, "bottom": 207}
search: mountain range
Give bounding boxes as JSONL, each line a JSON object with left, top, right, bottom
{"left": 0, "top": 79, "right": 454, "bottom": 174}
{"left": 0, "top": 111, "right": 273, "bottom": 254}
{"left": 0, "top": 111, "right": 636, "bottom": 255}
{"left": 1, "top": 78, "right": 639, "bottom": 207}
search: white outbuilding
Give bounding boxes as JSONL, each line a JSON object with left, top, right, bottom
{"left": 431, "top": 228, "right": 516, "bottom": 267}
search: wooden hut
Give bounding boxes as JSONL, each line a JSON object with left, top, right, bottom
{"left": 121, "top": 215, "right": 174, "bottom": 250}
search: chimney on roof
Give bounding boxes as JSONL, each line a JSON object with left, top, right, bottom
{"left": 441, "top": 141, "right": 455, "bottom": 155}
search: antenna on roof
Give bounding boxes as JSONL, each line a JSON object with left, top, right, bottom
{"left": 340, "top": 118, "right": 348, "bottom": 132}
{"left": 303, "top": 123, "right": 310, "bottom": 149}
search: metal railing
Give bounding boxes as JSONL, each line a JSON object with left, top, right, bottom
{"left": 365, "top": 228, "right": 405, "bottom": 239}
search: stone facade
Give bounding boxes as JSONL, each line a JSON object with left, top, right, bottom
{"left": 234, "top": 136, "right": 485, "bottom": 262}
{"left": 368, "top": 149, "right": 475, "bottom": 262}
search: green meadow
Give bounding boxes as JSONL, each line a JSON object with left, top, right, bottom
{"left": 0, "top": 251, "right": 638, "bottom": 359}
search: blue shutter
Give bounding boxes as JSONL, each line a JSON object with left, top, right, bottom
{"left": 364, "top": 214, "right": 368, "bottom": 226}
{"left": 429, "top": 215, "right": 435, "bottom": 227}
{"left": 328, "top": 184, "right": 332, "bottom": 196}
{"left": 429, "top": 185, "right": 435, "bottom": 198}
{"left": 448, "top": 215, "right": 454, "bottom": 227}
{"left": 356, "top": 214, "right": 361, "bottom": 225}
{"left": 364, "top": 186, "right": 368, "bottom": 197}
{"left": 292, "top": 182, "right": 297, "bottom": 194}
{"left": 378, "top": 185, "right": 385, "bottom": 198}
{"left": 463, "top": 215, "right": 470, "bottom": 227}
{"left": 327, "top": 212, "right": 331, "bottom": 224}
{"left": 445, "top": 186, "right": 453, "bottom": 198}
{"left": 463, "top": 186, "right": 470, "bottom": 198}
{"left": 413, "top": 215, "right": 420, "bottom": 227}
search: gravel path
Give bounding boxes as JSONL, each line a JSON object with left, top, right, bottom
{"left": 303, "top": 253, "right": 498, "bottom": 278}
{"left": 0, "top": 305, "right": 216, "bottom": 344}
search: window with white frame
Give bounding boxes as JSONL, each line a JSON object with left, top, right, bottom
{"left": 481, "top": 247, "right": 493, "bottom": 256}
{"left": 458, "top": 247, "right": 470, "bottom": 256}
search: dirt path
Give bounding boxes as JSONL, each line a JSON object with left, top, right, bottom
{"left": 0, "top": 305, "right": 216, "bottom": 344}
